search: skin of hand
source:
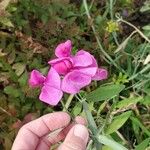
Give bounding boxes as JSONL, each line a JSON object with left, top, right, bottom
{"left": 12, "top": 112, "right": 89, "bottom": 150}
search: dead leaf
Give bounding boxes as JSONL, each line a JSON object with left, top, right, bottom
{"left": 12, "top": 63, "right": 26, "bottom": 76}
{"left": 115, "top": 31, "right": 137, "bottom": 53}
{"left": 15, "top": 31, "right": 48, "bottom": 54}
{"left": 0, "top": 49, "right": 7, "bottom": 57}
{"left": 7, "top": 50, "right": 16, "bottom": 64}
{"left": 0, "top": 72, "right": 10, "bottom": 85}
{"left": 0, "top": 0, "right": 11, "bottom": 10}
{"left": 11, "top": 120, "right": 22, "bottom": 129}
{"left": 4, "top": 137, "right": 12, "bottom": 150}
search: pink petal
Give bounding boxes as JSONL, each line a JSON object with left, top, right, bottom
{"left": 90, "top": 55, "right": 98, "bottom": 67}
{"left": 52, "top": 61, "right": 68, "bottom": 75}
{"left": 29, "top": 70, "right": 45, "bottom": 87}
{"left": 48, "top": 57, "right": 73, "bottom": 64}
{"left": 77, "top": 67, "right": 97, "bottom": 77}
{"left": 55, "top": 40, "right": 72, "bottom": 58}
{"left": 39, "top": 85, "right": 63, "bottom": 105}
{"left": 62, "top": 71, "right": 91, "bottom": 94}
{"left": 73, "top": 54, "right": 98, "bottom": 77}
{"left": 73, "top": 50, "right": 93, "bottom": 67}
{"left": 48, "top": 58, "right": 73, "bottom": 75}
{"left": 45, "top": 68, "right": 61, "bottom": 89}
{"left": 92, "top": 68, "right": 108, "bottom": 80}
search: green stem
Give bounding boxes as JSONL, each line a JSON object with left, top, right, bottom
{"left": 63, "top": 94, "right": 74, "bottom": 111}
{"left": 80, "top": 95, "right": 128, "bottom": 150}
{"left": 83, "top": 0, "right": 126, "bottom": 74}
{"left": 109, "top": 0, "right": 119, "bottom": 46}
{"left": 133, "top": 43, "right": 149, "bottom": 75}
{"left": 129, "top": 64, "right": 150, "bottom": 81}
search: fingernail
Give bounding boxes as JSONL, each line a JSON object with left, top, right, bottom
{"left": 74, "top": 124, "right": 88, "bottom": 141}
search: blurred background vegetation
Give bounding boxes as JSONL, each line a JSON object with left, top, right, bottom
{"left": 0, "top": 0, "right": 150, "bottom": 149}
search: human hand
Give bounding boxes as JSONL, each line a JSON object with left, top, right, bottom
{"left": 12, "top": 112, "right": 89, "bottom": 150}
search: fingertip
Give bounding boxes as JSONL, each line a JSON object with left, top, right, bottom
{"left": 73, "top": 124, "right": 89, "bottom": 142}
{"left": 42, "top": 111, "right": 71, "bottom": 127}
{"left": 58, "top": 124, "right": 89, "bottom": 150}
{"left": 75, "top": 116, "right": 87, "bottom": 125}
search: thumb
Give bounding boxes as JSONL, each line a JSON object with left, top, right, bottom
{"left": 58, "top": 124, "right": 89, "bottom": 150}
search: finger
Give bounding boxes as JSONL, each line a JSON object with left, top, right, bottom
{"left": 12, "top": 112, "right": 70, "bottom": 150}
{"left": 46, "top": 116, "right": 87, "bottom": 145}
{"left": 58, "top": 124, "right": 89, "bottom": 150}
{"left": 36, "top": 116, "right": 87, "bottom": 150}
{"left": 74, "top": 116, "right": 87, "bottom": 125}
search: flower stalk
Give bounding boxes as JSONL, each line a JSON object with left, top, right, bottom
{"left": 63, "top": 94, "right": 74, "bottom": 111}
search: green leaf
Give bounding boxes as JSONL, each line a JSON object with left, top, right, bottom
{"left": 98, "top": 135, "right": 128, "bottom": 150}
{"left": 135, "top": 138, "right": 150, "bottom": 150}
{"left": 18, "top": 71, "right": 28, "bottom": 87}
{"left": 131, "top": 117, "right": 150, "bottom": 136}
{"left": 116, "top": 97, "right": 142, "bottom": 109}
{"left": 82, "top": 101, "right": 102, "bottom": 149}
{"left": 106, "top": 111, "right": 132, "bottom": 134}
{"left": 82, "top": 101, "right": 97, "bottom": 134}
{"left": 140, "top": 1, "right": 150, "bottom": 12}
{"left": 102, "top": 146, "right": 113, "bottom": 150}
{"left": 0, "top": 17, "right": 14, "bottom": 27}
{"left": 143, "top": 25, "right": 150, "bottom": 31}
{"left": 72, "top": 102, "right": 82, "bottom": 116}
{"left": 140, "top": 96, "right": 150, "bottom": 105}
{"left": 86, "top": 84, "right": 125, "bottom": 102}
{"left": 4, "top": 86, "right": 20, "bottom": 98}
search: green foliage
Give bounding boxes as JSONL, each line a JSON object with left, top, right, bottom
{"left": 112, "top": 73, "right": 129, "bottom": 84}
{"left": 135, "top": 138, "right": 150, "bottom": 150}
{"left": 0, "top": 0, "right": 150, "bottom": 149}
{"left": 86, "top": 84, "right": 125, "bottom": 102}
{"left": 140, "top": 0, "right": 150, "bottom": 12}
{"left": 106, "top": 21, "right": 119, "bottom": 33}
{"left": 115, "top": 97, "right": 142, "bottom": 109}
{"left": 105, "top": 111, "right": 132, "bottom": 134}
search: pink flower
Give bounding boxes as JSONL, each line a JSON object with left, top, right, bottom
{"left": 48, "top": 40, "right": 108, "bottom": 94}
{"left": 29, "top": 68, "right": 63, "bottom": 106}
{"left": 29, "top": 40, "right": 108, "bottom": 105}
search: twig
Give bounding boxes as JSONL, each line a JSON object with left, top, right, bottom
{"left": 116, "top": 131, "right": 129, "bottom": 145}
{"left": 117, "top": 18, "right": 150, "bottom": 43}
{"left": 0, "top": 106, "right": 12, "bottom": 116}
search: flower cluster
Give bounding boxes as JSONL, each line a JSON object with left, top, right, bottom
{"left": 29, "top": 40, "right": 108, "bottom": 105}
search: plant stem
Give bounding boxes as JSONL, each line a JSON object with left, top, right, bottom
{"left": 133, "top": 43, "right": 149, "bottom": 75}
{"left": 83, "top": 0, "right": 126, "bottom": 74}
{"left": 129, "top": 64, "right": 150, "bottom": 81}
{"left": 109, "top": 0, "right": 119, "bottom": 46}
{"left": 116, "top": 131, "right": 128, "bottom": 145}
{"left": 63, "top": 94, "right": 74, "bottom": 111}
{"left": 82, "top": 100, "right": 102, "bottom": 150}
{"left": 0, "top": 106, "right": 11, "bottom": 116}
{"left": 117, "top": 18, "right": 150, "bottom": 43}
